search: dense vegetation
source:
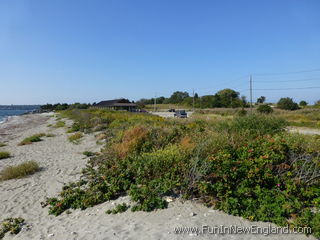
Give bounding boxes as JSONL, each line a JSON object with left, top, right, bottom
{"left": 45, "top": 109, "right": 320, "bottom": 237}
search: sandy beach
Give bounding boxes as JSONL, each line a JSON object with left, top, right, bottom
{"left": 0, "top": 113, "right": 316, "bottom": 240}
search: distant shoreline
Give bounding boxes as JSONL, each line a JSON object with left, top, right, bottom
{"left": 0, "top": 108, "right": 40, "bottom": 125}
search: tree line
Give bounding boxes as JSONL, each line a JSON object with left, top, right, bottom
{"left": 40, "top": 103, "right": 91, "bottom": 111}
{"left": 137, "top": 89, "right": 249, "bottom": 108}
{"left": 40, "top": 88, "right": 319, "bottom": 111}
{"left": 137, "top": 89, "right": 319, "bottom": 111}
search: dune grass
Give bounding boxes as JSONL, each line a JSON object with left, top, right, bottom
{"left": 18, "top": 133, "right": 46, "bottom": 146}
{"left": 0, "top": 161, "right": 40, "bottom": 181}
{"left": 68, "top": 132, "right": 83, "bottom": 143}
{"left": 0, "top": 152, "right": 10, "bottom": 160}
{"left": 54, "top": 120, "right": 65, "bottom": 128}
{"left": 45, "top": 133, "right": 55, "bottom": 137}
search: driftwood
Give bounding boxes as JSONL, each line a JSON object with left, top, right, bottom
{"left": 279, "top": 151, "right": 320, "bottom": 185}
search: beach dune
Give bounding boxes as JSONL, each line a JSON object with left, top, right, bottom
{"left": 0, "top": 114, "right": 315, "bottom": 240}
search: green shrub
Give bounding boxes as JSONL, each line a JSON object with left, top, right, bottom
{"left": 67, "top": 122, "right": 81, "bottom": 133}
{"left": 0, "top": 143, "right": 6, "bottom": 147}
{"left": 0, "top": 217, "right": 25, "bottom": 239}
{"left": 106, "top": 203, "right": 129, "bottom": 214}
{"left": 68, "top": 132, "right": 83, "bottom": 143}
{"left": 0, "top": 161, "right": 40, "bottom": 181}
{"left": 215, "top": 114, "right": 287, "bottom": 138}
{"left": 277, "top": 98, "right": 299, "bottom": 110}
{"left": 19, "top": 133, "right": 46, "bottom": 145}
{"left": 0, "top": 152, "right": 10, "bottom": 160}
{"left": 83, "top": 151, "right": 95, "bottom": 157}
{"left": 257, "top": 104, "right": 273, "bottom": 114}
{"left": 237, "top": 108, "right": 247, "bottom": 116}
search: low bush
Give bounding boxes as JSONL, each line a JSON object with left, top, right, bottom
{"left": 106, "top": 203, "right": 130, "bottom": 214}
{"left": 237, "top": 108, "right": 247, "bottom": 116}
{"left": 19, "top": 133, "right": 46, "bottom": 145}
{"left": 0, "top": 143, "right": 6, "bottom": 147}
{"left": 0, "top": 217, "right": 25, "bottom": 239}
{"left": 67, "top": 122, "right": 81, "bottom": 133}
{"left": 68, "top": 132, "right": 83, "bottom": 143}
{"left": 0, "top": 152, "right": 10, "bottom": 160}
{"left": 257, "top": 104, "right": 273, "bottom": 114}
{"left": 83, "top": 151, "right": 95, "bottom": 157}
{"left": 277, "top": 98, "right": 300, "bottom": 111}
{"left": 215, "top": 114, "right": 287, "bottom": 138}
{"left": 0, "top": 161, "right": 40, "bottom": 181}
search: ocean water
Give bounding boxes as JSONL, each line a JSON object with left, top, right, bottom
{"left": 0, "top": 109, "right": 35, "bottom": 123}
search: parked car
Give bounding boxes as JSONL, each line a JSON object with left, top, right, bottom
{"left": 168, "top": 109, "right": 175, "bottom": 112}
{"left": 174, "top": 110, "right": 187, "bottom": 118}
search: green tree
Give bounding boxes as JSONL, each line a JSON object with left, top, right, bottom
{"left": 277, "top": 98, "right": 299, "bottom": 110}
{"left": 215, "top": 89, "right": 241, "bottom": 108}
{"left": 200, "top": 95, "right": 216, "bottom": 108}
{"left": 257, "top": 96, "right": 266, "bottom": 104}
{"left": 168, "top": 91, "right": 189, "bottom": 104}
{"left": 156, "top": 96, "right": 166, "bottom": 104}
{"left": 299, "top": 100, "right": 308, "bottom": 107}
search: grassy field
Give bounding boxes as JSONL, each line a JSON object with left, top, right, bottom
{"left": 191, "top": 107, "right": 320, "bottom": 129}
{"left": 44, "top": 108, "right": 320, "bottom": 237}
{"left": 274, "top": 108, "right": 320, "bottom": 128}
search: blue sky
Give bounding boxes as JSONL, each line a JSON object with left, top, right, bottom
{"left": 1, "top": 0, "right": 320, "bottom": 104}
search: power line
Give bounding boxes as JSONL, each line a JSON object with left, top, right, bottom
{"left": 254, "top": 77, "right": 320, "bottom": 83}
{"left": 195, "top": 74, "right": 249, "bottom": 92}
{"left": 254, "top": 86, "right": 320, "bottom": 91}
{"left": 253, "top": 68, "right": 320, "bottom": 76}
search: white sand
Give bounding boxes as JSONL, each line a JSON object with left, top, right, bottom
{"left": 287, "top": 126, "right": 320, "bottom": 135}
{"left": 0, "top": 114, "right": 316, "bottom": 240}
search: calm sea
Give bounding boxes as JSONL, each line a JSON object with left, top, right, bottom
{"left": 0, "top": 108, "right": 38, "bottom": 123}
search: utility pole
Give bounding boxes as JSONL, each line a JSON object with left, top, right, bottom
{"left": 250, "top": 75, "right": 253, "bottom": 113}
{"left": 154, "top": 93, "right": 157, "bottom": 112}
{"left": 192, "top": 88, "right": 195, "bottom": 112}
